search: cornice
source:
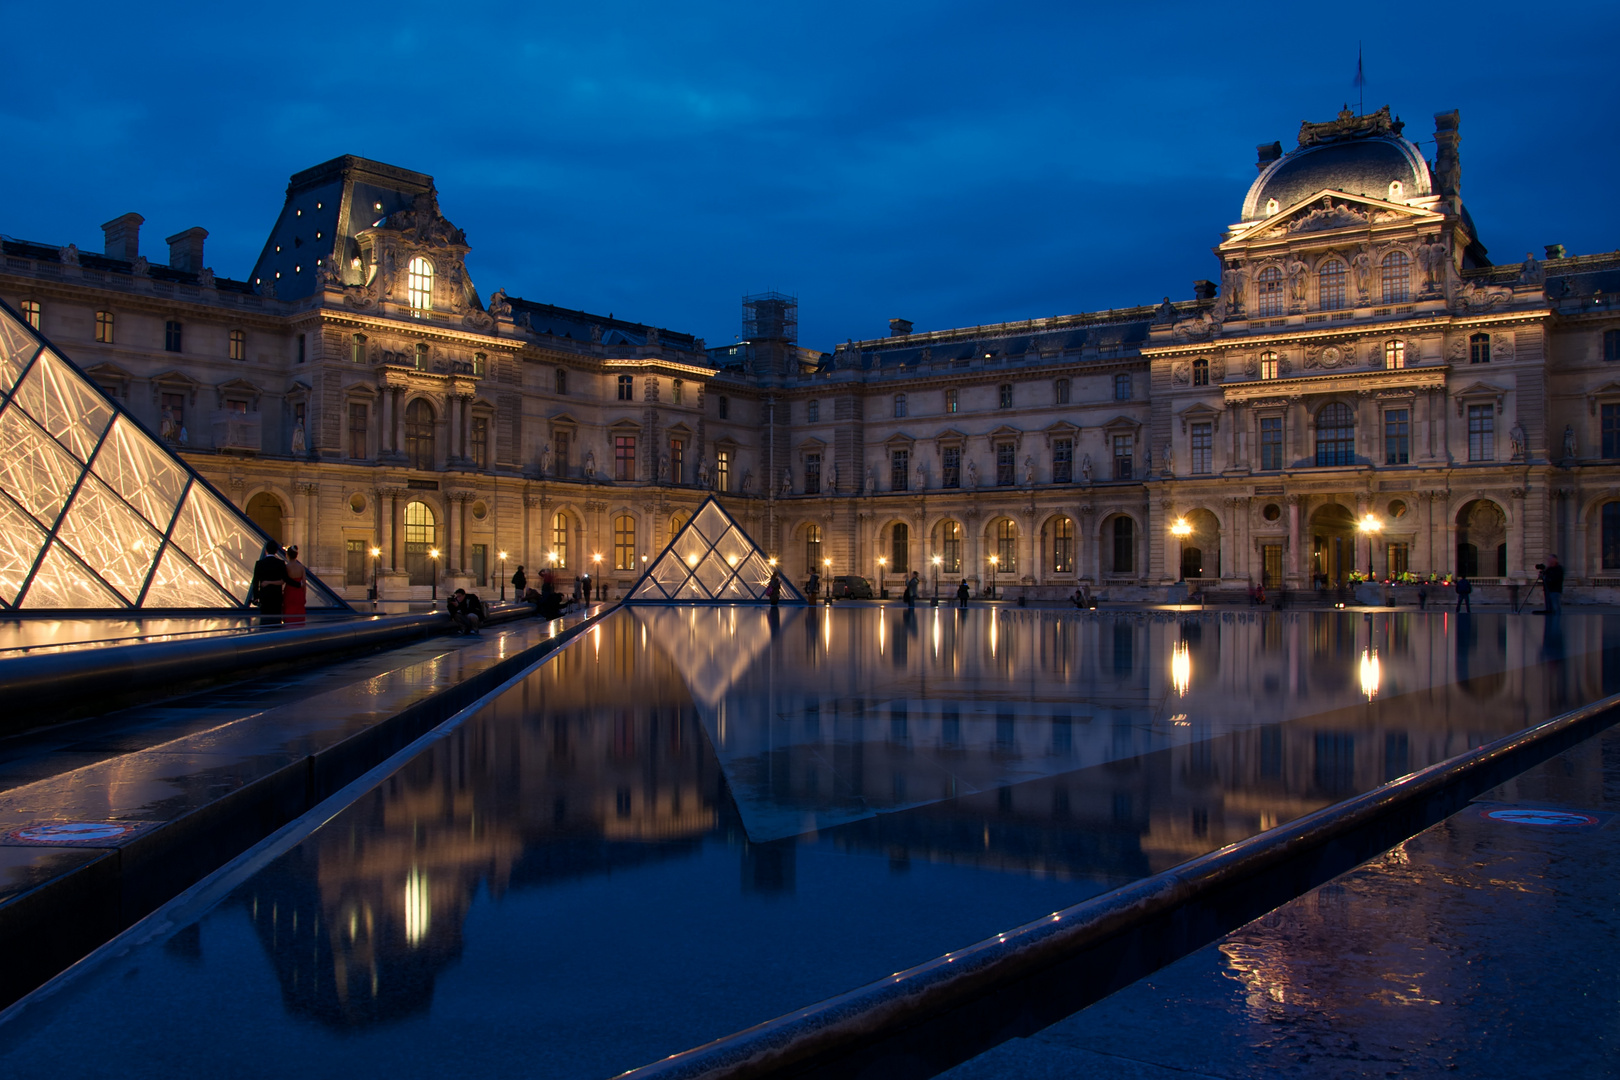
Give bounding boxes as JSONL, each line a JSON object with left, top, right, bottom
{"left": 1221, "top": 366, "right": 1447, "bottom": 402}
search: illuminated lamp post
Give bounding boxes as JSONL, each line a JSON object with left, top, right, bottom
{"left": 931, "top": 554, "right": 942, "bottom": 607}
{"left": 499, "top": 550, "right": 508, "bottom": 600}
{"left": 369, "top": 545, "right": 381, "bottom": 603}
{"left": 428, "top": 548, "right": 441, "bottom": 602}
{"left": 1358, "top": 514, "right": 1382, "bottom": 581}
{"left": 1170, "top": 517, "right": 1192, "bottom": 583}
{"left": 823, "top": 556, "right": 832, "bottom": 604}
{"left": 591, "top": 552, "right": 603, "bottom": 600}
{"left": 877, "top": 555, "right": 887, "bottom": 600}
{"left": 988, "top": 554, "right": 999, "bottom": 600}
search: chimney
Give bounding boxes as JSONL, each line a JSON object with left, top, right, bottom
{"left": 1545, "top": 244, "right": 1567, "bottom": 260}
{"left": 101, "top": 212, "right": 144, "bottom": 262}
{"left": 166, "top": 227, "right": 208, "bottom": 273}
{"left": 1193, "top": 280, "right": 1218, "bottom": 301}
{"left": 1256, "top": 141, "right": 1282, "bottom": 172}
{"left": 888, "top": 318, "right": 914, "bottom": 337}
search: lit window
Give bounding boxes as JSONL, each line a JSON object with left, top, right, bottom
{"left": 672, "top": 379, "right": 683, "bottom": 404}
{"left": 805, "top": 524, "right": 822, "bottom": 569}
{"left": 20, "top": 300, "right": 39, "bottom": 329}
{"left": 807, "top": 399, "right": 819, "bottom": 422}
{"left": 473, "top": 352, "right": 486, "bottom": 376}
{"left": 1256, "top": 266, "right": 1284, "bottom": 317}
{"left": 946, "top": 389, "right": 959, "bottom": 413}
{"left": 1315, "top": 402, "right": 1355, "bottom": 466}
{"left": 996, "top": 519, "right": 1017, "bottom": 571}
{"left": 1114, "top": 373, "right": 1131, "bottom": 400}
{"left": 893, "top": 393, "right": 907, "bottom": 418}
{"left": 716, "top": 450, "right": 730, "bottom": 491}
{"left": 407, "top": 256, "right": 434, "bottom": 313}
{"left": 1318, "top": 260, "right": 1348, "bottom": 310}
{"left": 229, "top": 329, "right": 246, "bottom": 361}
{"left": 403, "top": 501, "right": 436, "bottom": 586}
{"left": 670, "top": 438, "right": 685, "bottom": 483}
{"left": 553, "top": 513, "right": 569, "bottom": 568}
{"left": 164, "top": 320, "right": 183, "bottom": 353}
{"left": 618, "top": 374, "right": 634, "bottom": 401}
{"left": 1381, "top": 251, "right": 1410, "bottom": 303}
{"left": 613, "top": 514, "right": 636, "bottom": 570}
{"left": 1192, "top": 358, "right": 1209, "bottom": 386}
{"left": 1386, "top": 340, "right": 1407, "bottom": 369}
{"left": 998, "top": 383, "right": 1013, "bottom": 409}
{"left": 414, "top": 343, "right": 427, "bottom": 370}
{"left": 1469, "top": 333, "right": 1490, "bottom": 364}
{"left": 615, "top": 435, "right": 636, "bottom": 481}
{"left": 1052, "top": 517, "right": 1074, "bottom": 573}
{"left": 1260, "top": 350, "right": 1278, "bottom": 379}
{"left": 1054, "top": 378, "right": 1070, "bottom": 405}
{"left": 352, "top": 333, "right": 366, "bottom": 364}
{"left": 940, "top": 520, "right": 961, "bottom": 573}
{"left": 95, "top": 310, "right": 114, "bottom": 343}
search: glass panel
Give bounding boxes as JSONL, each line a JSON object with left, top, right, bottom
{"left": 142, "top": 544, "right": 239, "bottom": 608}
{"left": 630, "top": 576, "right": 670, "bottom": 601}
{"left": 652, "top": 554, "right": 688, "bottom": 586}
{"left": 674, "top": 576, "right": 707, "bottom": 600}
{"left": 712, "top": 526, "right": 752, "bottom": 569}
{"left": 0, "top": 402, "right": 88, "bottom": 529}
{"left": 693, "top": 501, "right": 730, "bottom": 543}
{"left": 0, "top": 491, "right": 48, "bottom": 605}
{"left": 693, "top": 554, "right": 728, "bottom": 595}
{"left": 674, "top": 527, "right": 710, "bottom": 567}
{"left": 92, "top": 415, "right": 189, "bottom": 531}
{"left": 20, "top": 540, "right": 124, "bottom": 609}
{"left": 0, "top": 306, "right": 40, "bottom": 396}
{"left": 734, "top": 552, "right": 772, "bottom": 594}
{"left": 13, "top": 350, "right": 114, "bottom": 462}
{"left": 170, "top": 482, "right": 261, "bottom": 602}
{"left": 55, "top": 472, "right": 164, "bottom": 603}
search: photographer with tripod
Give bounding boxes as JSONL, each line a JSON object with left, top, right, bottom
{"left": 1543, "top": 555, "right": 1565, "bottom": 615}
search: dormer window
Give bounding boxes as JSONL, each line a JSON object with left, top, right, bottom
{"left": 407, "top": 256, "right": 434, "bottom": 314}
{"left": 1386, "top": 340, "right": 1407, "bottom": 369}
{"left": 1259, "top": 350, "right": 1279, "bottom": 379}
{"left": 1388, "top": 181, "right": 1404, "bottom": 201}
{"left": 1265, "top": 198, "right": 1280, "bottom": 216}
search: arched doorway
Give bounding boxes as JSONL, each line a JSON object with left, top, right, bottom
{"left": 246, "top": 492, "right": 283, "bottom": 544}
{"left": 1178, "top": 508, "right": 1221, "bottom": 580}
{"left": 1456, "top": 499, "right": 1507, "bottom": 577}
{"left": 403, "top": 501, "right": 437, "bottom": 585}
{"left": 1309, "top": 503, "right": 1355, "bottom": 586}
{"left": 888, "top": 522, "right": 909, "bottom": 574}
{"left": 933, "top": 520, "right": 963, "bottom": 576}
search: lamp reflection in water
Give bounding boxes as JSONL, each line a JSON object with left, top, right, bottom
{"left": 404, "top": 866, "right": 430, "bottom": 946}
{"left": 1171, "top": 640, "right": 1191, "bottom": 697}
{"left": 1360, "top": 648, "right": 1381, "bottom": 700}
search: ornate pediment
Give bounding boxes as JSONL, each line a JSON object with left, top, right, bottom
{"left": 378, "top": 191, "right": 466, "bottom": 248}
{"left": 1177, "top": 402, "right": 1222, "bottom": 433}
{"left": 1226, "top": 190, "right": 1440, "bottom": 247}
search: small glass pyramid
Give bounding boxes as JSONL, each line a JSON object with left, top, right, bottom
{"left": 628, "top": 497, "right": 804, "bottom": 603}
{"left": 0, "top": 298, "right": 346, "bottom": 612}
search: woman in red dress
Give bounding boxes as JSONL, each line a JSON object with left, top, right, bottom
{"left": 283, "top": 544, "right": 308, "bottom": 625}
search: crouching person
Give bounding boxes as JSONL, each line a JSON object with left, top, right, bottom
{"left": 448, "top": 588, "right": 485, "bottom": 636}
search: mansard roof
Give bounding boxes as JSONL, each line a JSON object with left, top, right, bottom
{"left": 1242, "top": 106, "right": 1432, "bottom": 223}
{"left": 0, "top": 239, "right": 255, "bottom": 293}
{"left": 836, "top": 304, "right": 1170, "bottom": 371}
{"left": 505, "top": 296, "right": 703, "bottom": 355}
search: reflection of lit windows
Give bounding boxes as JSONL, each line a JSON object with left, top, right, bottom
{"left": 613, "top": 513, "right": 636, "bottom": 570}
{"left": 405, "top": 867, "right": 430, "bottom": 946}
{"left": 407, "top": 256, "right": 434, "bottom": 314}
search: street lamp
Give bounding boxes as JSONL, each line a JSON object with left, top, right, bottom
{"left": 428, "top": 547, "right": 441, "bottom": 602}
{"left": 369, "top": 545, "right": 381, "bottom": 603}
{"left": 931, "top": 554, "right": 942, "bottom": 607}
{"left": 1358, "top": 514, "right": 1382, "bottom": 580}
{"left": 591, "top": 552, "right": 603, "bottom": 600}
{"left": 1170, "top": 517, "right": 1192, "bottom": 583}
{"left": 823, "top": 556, "right": 832, "bottom": 604}
{"left": 877, "top": 555, "right": 887, "bottom": 599}
{"left": 499, "top": 550, "right": 508, "bottom": 600}
{"left": 988, "top": 554, "right": 999, "bottom": 600}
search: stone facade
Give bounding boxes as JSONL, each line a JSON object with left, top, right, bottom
{"left": 5, "top": 109, "right": 1620, "bottom": 605}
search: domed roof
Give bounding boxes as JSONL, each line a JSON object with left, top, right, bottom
{"left": 1242, "top": 108, "right": 1432, "bottom": 222}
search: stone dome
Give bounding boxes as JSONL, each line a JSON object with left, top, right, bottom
{"left": 1242, "top": 114, "right": 1432, "bottom": 223}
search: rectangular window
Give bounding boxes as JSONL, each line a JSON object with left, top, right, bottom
{"left": 1386, "top": 542, "right": 1410, "bottom": 578}
{"left": 893, "top": 394, "right": 907, "bottom": 418}
{"left": 1114, "top": 373, "right": 1131, "bottom": 401}
{"left": 996, "top": 441, "right": 1015, "bottom": 485}
{"left": 946, "top": 389, "right": 959, "bottom": 413}
{"left": 891, "top": 448, "right": 909, "bottom": 491}
{"left": 1470, "top": 335, "right": 1491, "bottom": 364}
{"left": 1259, "top": 352, "right": 1278, "bottom": 379}
{"left": 229, "top": 329, "right": 246, "bottom": 361}
{"left": 717, "top": 450, "right": 730, "bottom": 491}
{"left": 998, "top": 384, "right": 1013, "bottom": 409}
{"left": 718, "top": 396, "right": 729, "bottom": 420}
{"left": 1055, "top": 379, "right": 1070, "bottom": 405}
{"left": 1112, "top": 434, "right": 1133, "bottom": 480}
{"left": 471, "top": 544, "right": 488, "bottom": 587}
{"left": 1190, "top": 422, "right": 1213, "bottom": 474}
{"left": 349, "top": 403, "right": 367, "bottom": 459}
{"left": 225, "top": 399, "right": 248, "bottom": 414}
{"left": 1319, "top": 262, "right": 1348, "bottom": 310}
{"left": 1052, "top": 519, "right": 1074, "bottom": 573}
{"left": 555, "top": 368, "right": 568, "bottom": 395}
{"left": 804, "top": 452, "right": 821, "bottom": 494}
{"left": 671, "top": 379, "right": 683, "bottom": 404}
{"left": 942, "top": 446, "right": 961, "bottom": 489}
{"left": 942, "top": 527, "right": 961, "bottom": 574}
{"left": 471, "top": 416, "right": 489, "bottom": 469}
{"left": 670, "top": 438, "right": 685, "bottom": 483}
{"left": 95, "top": 310, "right": 113, "bottom": 343}
{"left": 807, "top": 399, "right": 819, "bottom": 422}
{"left": 1259, "top": 416, "right": 1284, "bottom": 470}
{"left": 553, "top": 431, "right": 569, "bottom": 470}
{"left": 346, "top": 539, "right": 367, "bottom": 586}
{"left": 617, "top": 374, "right": 633, "bottom": 401}
{"left": 1385, "top": 409, "right": 1410, "bottom": 464}
{"left": 1386, "top": 340, "right": 1406, "bottom": 369}
{"left": 20, "top": 300, "right": 39, "bottom": 329}
{"left": 1261, "top": 544, "right": 1283, "bottom": 588}
{"left": 1467, "top": 404, "right": 1494, "bottom": 461}
{"left": 1605, "top": 502, "right": 1620, "bottom": 569}
{"left": 1112, "top": 517, "right": 1135, "bottom": 574}
{"left": 351, "top": 333, "right": 365, "bottom": 364}
{"left": 165, "top": 320, "right": 183, "bottom": 353}
{"left": 1605, "top": 404, "right": 1620, "bottom": 459}
{"left": 615, "top": 435, "right": 636, "bottom": 481}
{"left": 1052, "top": 438, "right": 1073, "bottom": 483}
{"left": 614, "top": 517, "right": 635, "bottom": 571}
{"left": 472, "top": 353, "right": 486, "bottom": 377}
{"left": 1605, "top": 329, "right": 1620, "bottom": 363}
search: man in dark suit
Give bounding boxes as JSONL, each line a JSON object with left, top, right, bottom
{"left": 248, "top": 542, "right": 287, "bottom": 625}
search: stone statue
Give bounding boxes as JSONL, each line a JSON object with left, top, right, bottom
{"left": 741, "top": 468, "right": 753, "bottom": 494}
{"left": 590, "top": 324, "right": 603, "bottom": 343}
{"left": 132, "top": 255, "right": 150, "bottom": 278}
{"left": 697, "top": 458, "right": 711, "bottom": 488}
{"left": 290, "top": 423, "right": 306, "bottom": 455}
{"left": 1509, "top": 419, "right": 1527, "bottom": 460}
{"left": 1418, "top": 238, "right": 1448, "bottom": 289}
{"left": 584, "top": 450, "right": 597, "bottom": 479}
{"left": 1080, "top": 453, "right": 1092, "bottom": 483}
{"left": 781, "top": 469, "right": 793, "bottom": 496}
{"left": 1152, "top": 297, "right": 1177, "bottom": 324}
{"left": 1143, "top": 443, "right": 1153, "bottom": 472}
{"left": 865, "top": 467, "right": 876, "bottom": 495}
{"left": 197, "top": 267, "right": 216, "bottom": 289}
{"left": 540, "top": 444, "right": 554, "bottom": 476}
{"left": 915, "top": 461, "right": 927, "bottom": 491}
{"left": 966, "top": 459, "right": 979, "bottom": 489}
{"left": 1519, "top": 252, "right": 1545, "bottom": 287}
{"left": 59, "top": 243, "right": 80, "bottom": 266}
{"left": 159, "top": 413, "right": 175, "bottom": 441}
{"left": 658, "top": 451, "right": 669, "bottom": 482}
{"left": 487, "top": 288, "right": 512, "bottom": 318}
{"left": 1162, "top": 441, "right": 1174, "bottom": 477}
{"left": 1352, "top": 250, "right": 1373, "bottom": 300}
{"left": 1023, "top": 455, "right": 1035, "bottom": 485}
{"left": 1221, "top": 265, "right": 1246, "bottom": 312}
{"left": 1286, "top": 258, "right": 1309, "bottom": 302}
{"left": 1563, "top": 425, "right": 1578, "bottom": 461}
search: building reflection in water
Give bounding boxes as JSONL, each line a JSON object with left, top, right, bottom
{"left": 238, "top": 607, "right": 1615, "bottom": 1029}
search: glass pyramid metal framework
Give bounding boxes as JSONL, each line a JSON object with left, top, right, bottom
{"left": 628, "top": 497, "right": 804, "bottom": 603}
{"left": 0, "top": 299, "right": 345, "bottom": 612}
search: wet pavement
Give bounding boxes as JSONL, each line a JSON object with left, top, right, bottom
{"left": 0, "top": 607, "right": 1612, "bottom": 1078}
{"left": 940, "top": 719, "right": 1620, "bottom": 1080}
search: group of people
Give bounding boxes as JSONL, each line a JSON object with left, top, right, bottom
{"left": 510, "top": 564, "right": 588, "bottom": 620}
{"left": 247, "top": 541, "right": 309, "bottom": 625}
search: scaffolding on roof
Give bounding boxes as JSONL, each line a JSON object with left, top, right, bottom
{"left": 742, "top": 291, "right": 797, "bottom": 343}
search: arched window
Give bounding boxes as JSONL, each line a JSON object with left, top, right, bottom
{"left": 405, "top": 399, "right": 435, "bottom": 470}
{"left": 671, "top": 510, "right": 690, "bottom": 534}
{"left": 613, "top": 514, "right": 636, "bottom": 571}
{"left": 996, "top": 519, "right": 1017, "bottom": 572}
{"left": 805, "top": 524, "right": 822, "bottom": 571}
{"left": 1318, "top": 259, "right": 1348, "bottom": 311}
{"left": 403, "top": 501, "right": 436, "bottom": 585}
{"left": 939, "top": 520, "right": 961, "bottom": 574}
{"left": 407, "top": 256, "right": 434, "bottom": 314}
{"left": 1052, "top": 517, "right": 1075, "bottom": 573}
{"left": 889, "top": 523, "right": 909, "bottom": 573}
{"left": 1381, "top": 251, "right": 1410, "bottom": 303}
{"left": 246, "top": 493, "right": 283, "bottom": 543}
{"left": 1111, "top": 516, "right": 1135, "bottom": 574}
{"left": 1315, "top": 402, "right": 1355, "bottom": 466}
{"left": 1386, "top": 340, "right": 1407, "bottom": 369}
{"left": 1192, "top": 358, "right": 1210, "bottom": 386}
{"left": 552, "top": 512, "right": 569, "bottom": 569}
{"left": 1256, "top": 266, "right": 1284, "bottom": 317}
{"left": 1470, "top": 333, "right": 1491, "bottom": 364}
{"left": 1259, "top": 350, "right": 1279, "bottom": 379}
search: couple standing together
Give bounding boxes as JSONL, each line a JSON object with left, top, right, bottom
{"left": 248, "top": 541, "right": 309, "bottom": 625}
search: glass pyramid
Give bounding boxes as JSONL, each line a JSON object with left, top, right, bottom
{"left": 0, "top": 298, "right": 346, "bottom": 612}
{"left": 627, "top": 497, "right": 804, "bottom": 603}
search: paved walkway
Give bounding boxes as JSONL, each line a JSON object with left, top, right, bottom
{"left": 942, "top": 722, "right": 1620, "bottom": 1079}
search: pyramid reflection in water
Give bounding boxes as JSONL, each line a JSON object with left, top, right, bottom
{"left": 628, "top": 497, "right": 804, "bottom": 603}
{"left": 0, "top": 299, "right": 343, "bottom": 610}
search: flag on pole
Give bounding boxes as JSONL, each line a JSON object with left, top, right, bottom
{"left": 1352, "top": 50, "right": 1366, "bottom": 90}
{"left": 1352, "top": 44, "right": 1365, "bottom": 116}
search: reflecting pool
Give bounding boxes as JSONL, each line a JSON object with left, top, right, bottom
{"left": 0, "top": 607, "right": 1612, "bottom": 1079}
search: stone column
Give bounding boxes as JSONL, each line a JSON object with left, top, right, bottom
{"left": 301, "top": 482, "right": 320, "bottom": 567}
{"left": 392, "top": 387, "right": 405, "bottom": 455}
{"left": 460, "top": 398, "right": 471, "bottom": 461}
{"left": 1158, "top": 497, "right": 1176, "bottom": 584}
{"left": 442, "top": 494, "right": 456, "bottom": 572}
{"left": 379, "top": 387, "right": 392, "bottom": 456}
{"left": 1021, "top": 509, "right": 1036, "bottom": 586}
{"left": 1080, "top": 505, "right": 1097, "bottom": 581}
{"left": 459, "top": 494, "right": 470, "bottom": 572}
{"left": 1286, "top": 493, "right": 1303, "bottom": 585}
{"left": 445, "top": 395, "right": 461, "bottom": 467}
{"left": 1509, "top": 488, "right": 1526, "bottom": 581}
{"left": 1354, "top": 493, "right": 1370, "bottom": 579}
{"left": 390, "top": 490, "right": 403, "bottom": 570}
{"left": 1417, "top": 489, "right": 1433, "bottom": 575}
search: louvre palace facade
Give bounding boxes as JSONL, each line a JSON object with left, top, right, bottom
{"left": 3, "top": 105, "right": 1619, "bottom": 606}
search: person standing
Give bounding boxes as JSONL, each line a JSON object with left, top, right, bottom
{"left": 956, "top": 579, "right": 970, "bottom": 609}
{"left": 511, "top": 564, "right": 527, "bottom": 598}
{"left": 1543, "top": 555, "right": 1565, "bottom": 616}
{"left": 282, "top": 545, "right": 308, "bottom": 625}
{"left": 767, "top": 570, "right": 782, "bottom": 607}
{"left": 248, "top": 542, "right": 287, "bottom": 626}
{"left": 806, "top": 569, "right": 820, "bottom": 601}
{"left": 903, "top": 570, "right": 919, "bottom": 609}
{"left": 1455, "top": 573, "right": 1473, "bottom": 614}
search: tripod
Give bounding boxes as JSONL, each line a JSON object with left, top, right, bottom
{"left": 1514, "top": 571, "right": 1544, "bottom": 614}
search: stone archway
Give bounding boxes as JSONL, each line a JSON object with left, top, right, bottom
{"left": 1309, "top": 502, "right": 1356, "bottom": 586}
{"left": 1456, "top": 499, "right": 1508, "bottom": 577}
{"left": 246, "top": 492, "right": 284, "bottom": 544}
{"left": 1178, "top": 508, "right": 1221, "bottom": 580}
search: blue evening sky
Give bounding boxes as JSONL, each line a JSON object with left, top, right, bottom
{"left": 3, "top": 3, "right": 1614, "bottom": 350}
